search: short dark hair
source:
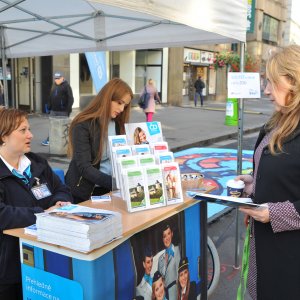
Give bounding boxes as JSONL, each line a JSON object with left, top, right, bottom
{"left": 0, "top": 108, "right": 28, "bottom": 145}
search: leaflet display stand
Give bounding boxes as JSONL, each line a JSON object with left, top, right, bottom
{"left": 4, "top": 184, "right": 215, "bottom": 300}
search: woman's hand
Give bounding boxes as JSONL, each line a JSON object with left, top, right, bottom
{"left": 235, "top": 174, "right": 254, "bottom": 196}
{"left": 239, "top": 206, "right": 270, "bottom": 223}
{"left": 44, "top": 201, "right": 72, "bottom": 212}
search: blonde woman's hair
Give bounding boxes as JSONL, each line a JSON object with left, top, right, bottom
{"left": 265, "top": 45, "right": 300, "bottom": 154}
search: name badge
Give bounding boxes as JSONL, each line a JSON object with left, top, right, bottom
{"left": 31, "top": 183, "right": 52, "bottom": 200}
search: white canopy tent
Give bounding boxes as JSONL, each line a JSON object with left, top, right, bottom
{"left": 0, "top": 0, "right": 246, "bottom": 58}
{"left": 0, "top": 0, "right": 247, "bottom": 293}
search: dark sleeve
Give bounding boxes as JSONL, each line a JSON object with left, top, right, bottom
{"left": 0, "top": 182, "right": 44, "bottom": 230}
{"left": 188, "top": 281, "right": 197, "bottom": 300}
{"left": 71, "top": 123, "right": 112, "bottom": 190}
{"left": 47, "top": 88, "right": 53, "bottom": 111}
{"left": 66, "top": 83, "right": 74, "bottom": 115}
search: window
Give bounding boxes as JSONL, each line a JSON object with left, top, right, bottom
{"left": 262, "top": 14, "right": 279, "bottom": 45}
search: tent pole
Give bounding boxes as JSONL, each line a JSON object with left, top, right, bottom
{"left": 234, "top": 41, "right": 245, "bottom": 269}
{"left": 0, "top": 26, "right": 8, "bottom": 107}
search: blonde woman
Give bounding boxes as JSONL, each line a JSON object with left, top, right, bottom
{"left": 142, "top": 79, "right": 161, "bottom": 122}
{"left": 236, "top": 45, "right": 300, "bottom": 299}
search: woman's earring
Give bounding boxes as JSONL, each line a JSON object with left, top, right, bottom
{"left": 1, "top": 142, "right": 5, "bottom": 146}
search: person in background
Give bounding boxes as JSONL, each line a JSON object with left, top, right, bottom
{"left": 0, "top": 108, "right": 72, "bottom": 300}
{"left": 158, "top": 224, "right": 180, "bottom": 300}
{"left": 236, "top": 45, "right": 300, "bottom": 300}
{"left": 142, "top": 79, "right": 161, "bottom": 122}
{"left": 41, "top": 71, "right": 74, "bottom": 146}
{"left": 65, "top": 78, "right": 133, "bottom": 204}
{"left": 193, "top": 76, "right": 205, "bottom": 107}
{"left": 177, "top": 257, "right": 196, "bottom": 300}
{"left": 134, "top": 127, "right": 149, "bottom": 145}
{"left": 152, "top": 271, "right": 167, "bottom": 300}
{"left": 136, "top": 246, "right": 154, "bottom": 300}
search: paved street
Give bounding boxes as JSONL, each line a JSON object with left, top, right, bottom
{"left": 30, "top": 97, "right": 273, "bottom": 171}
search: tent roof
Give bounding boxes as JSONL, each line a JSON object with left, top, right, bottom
{"left": 0, "top": 0, "right": 247, "bottom": 58}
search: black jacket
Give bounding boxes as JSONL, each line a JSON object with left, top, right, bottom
{"left": 65, "top": 119, "right": 120, "bottom": 203}
{"left": 48, "top": 80, "right": 74, "bottom": 115}
{"left": 194, "top": 79, "right": 205, "bottom": 93}
{"left": 253, "top": 125, "right": 300, "bottom": 299}
{"left": 0, "top": 152, "right": 72, "bottom": 285}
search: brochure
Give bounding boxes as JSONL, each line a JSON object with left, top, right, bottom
{"left": 125, "top": 122, "right": 163, "bottom": 145}
{"left": 123, "top": 167, "right": 148, "bottom": 212}
{"left": 144, "top": 165, "right": 166, "bottom": 208}
{"left": 155, "top": 151, "right": 174, "bottom": 164}
{"left": 108, "top": 135, "right": 128, "bottom": 176}
{"left": 150, "top": 141, "right": 169, "bottom": 154}
{"left": 193, "top": 193, "right": 265, "bottom": 208}
{"left": 111, "top": 145, "right": 132, "bottom": 187}
{"left": 131, "top": 144, "right": 151, "bottom": 156}
{"left": 161, "top": 162, "right": 183, "bottom": 205}
{"left": 24, "top": 224, "right": 37, "bottom": 236}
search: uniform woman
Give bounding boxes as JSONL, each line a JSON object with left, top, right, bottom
{"left": 0, "top": 108, "right": 72, "bottom": 300}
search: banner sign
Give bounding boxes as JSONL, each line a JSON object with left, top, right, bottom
{"left": 228, "top": 72, "right": 261, "bottom": 98}
{"left": 85, "top": 52, "right": 107, "bottom": 92}
{"left": 22, "top": 264, "right": 83, "bottom": 300}
{"left": 247, "top": 0, "right": 256, "bottom": 33}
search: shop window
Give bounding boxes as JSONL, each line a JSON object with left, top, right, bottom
{"left": 262, "top": 14, "right": 279, "bottom": 45}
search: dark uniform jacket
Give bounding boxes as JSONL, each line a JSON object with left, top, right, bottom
{"left": 0, "top": 152, "right": 72, "bottom": 285}
{"left": 65, "top": 119, "right": 120, "bottom": 203}
{"left": 253, "top": 124, "right": 300, "bottom": 300}
{"left": 48, "top": 80, "right": 74, "bottom": 115}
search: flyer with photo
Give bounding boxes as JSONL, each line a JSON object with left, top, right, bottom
{"left": 144, "top": 165, "right": 166, "bottom": 208}
{"left": 161, "top": 162, "right": 183, "bottom": 205}
{"left": 123, "top": 167, "right": 148, "bottom": 212}
{"left": 125, "top": 122, "right": 163, "bottom": 145}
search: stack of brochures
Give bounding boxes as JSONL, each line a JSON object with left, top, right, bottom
{"left": 35, "top": 204, "right": 122, "bottom": 253}
{"left": 108, "top": 122, "right": 184, "bottom": 213}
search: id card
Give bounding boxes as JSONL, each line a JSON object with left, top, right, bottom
{"left": 31, "top": 183, "right": 52, "bottom": 200}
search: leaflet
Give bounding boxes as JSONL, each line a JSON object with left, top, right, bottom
{"left": 193, "top": 193, "right": 266, "bottom": 208}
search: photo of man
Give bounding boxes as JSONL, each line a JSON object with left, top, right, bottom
{"left": 136, "top": 246, "right": 154, "bottom": 300}
{"left": 158, "top": 224, "right": 181, "bottom": 300}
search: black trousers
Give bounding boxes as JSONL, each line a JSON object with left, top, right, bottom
{"left": 0, "top": 283, "right": 23, "bottom": 300}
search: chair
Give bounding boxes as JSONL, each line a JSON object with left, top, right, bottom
{"left": 52, "top": 168, "right": 65, "bottom": 184}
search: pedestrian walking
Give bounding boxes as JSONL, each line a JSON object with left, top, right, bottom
{"left": 194, "top": 76, "right": 205, "bottom": 107}
{"left": 41, "top": 71, "right": 74, "bottom": 146}
{"left": 141, "top": 79, "right": 161, "bottom": 122}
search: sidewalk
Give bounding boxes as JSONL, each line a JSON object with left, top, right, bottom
{"left": 29, "top": 97, "right": 273, "bottom": 171}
